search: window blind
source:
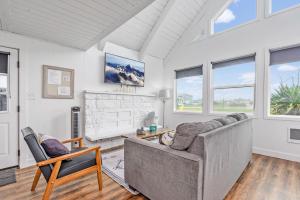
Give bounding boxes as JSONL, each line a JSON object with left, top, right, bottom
{"left": 212, "top": 54, "right": 256, "bottom": 69}
{"left": 0, "top": 53, "right": 8, "bottom": 74}
{"left": 270, "top": 45, "right": 300, "bottom": 65}
{"left": 175, "top": 66, "right": 202, "bottom": 79}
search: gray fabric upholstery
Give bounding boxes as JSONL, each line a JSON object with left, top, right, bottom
{"left": 203, "top": 120, "right": 223, "bottom": 131}
{"left": 170, "top": 122, "right": 205, "bottom": 150}
{"left": 170, "top": 120, "right": 223, "bottom": 150}
{"left": 215, "top": 116, "right": 237, "bottom": 125}
{"left": 227, "top": 113, "right": 248, "bottom": 121}
{"left": 124, "top": 119, "right": 253, "bottom": 200}
{"left": 22, "top": 127, "right": 53, "bottom": 181}
{"left": 125, "top": 138, "right": 203, "bottom": 200}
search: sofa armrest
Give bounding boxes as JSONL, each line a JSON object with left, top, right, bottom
{"left": 124, "top": 138, "right": 203, "bottom": 200}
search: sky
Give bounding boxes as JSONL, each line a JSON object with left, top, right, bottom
{"left": 214, "top": 0, "right": 300, "bottom": 33}
{"left": 272, "top": 0, "right": 300, "bottom": 13}
{"left": 213, "top": 61, "right": 255, "bottom": 101}
{"left": 106, "top": 53, "right": 145, "bottom": 72}
{"left": 214, "top": 0, "right": 256, "bottom": 33}
{"left": 270, "top": 61, "right": 300, "bottom": 93}
{"left": 177, "top": 76, "right": 202, "bottom": 101}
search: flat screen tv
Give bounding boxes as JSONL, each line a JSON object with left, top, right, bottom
{"left": 104, "top": 53, "right": 145, "bottom": 87}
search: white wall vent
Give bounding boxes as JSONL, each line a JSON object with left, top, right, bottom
{"left": 288, "top": 128, "right": 300, "bottom": 144}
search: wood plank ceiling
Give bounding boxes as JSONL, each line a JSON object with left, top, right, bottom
{"left": 0, "top": 0, "right": 208, "bottom": 59}
{"left": 106, "top": 0, "right": 207, "bottom": 59}
{"left": 0, "top": 0, "right": 154, "bottom": 50}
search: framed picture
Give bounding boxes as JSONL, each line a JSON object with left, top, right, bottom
{"left": 42, "top": 65, "right": 74, "bottom": 99}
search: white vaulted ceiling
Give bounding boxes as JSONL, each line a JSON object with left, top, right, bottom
{"left": 105, "top": 0, "right": 169, "bottom": 51}
{"left": 0, "top": 0, "right": 208, "bottom": 59}
{"left": 106, "top": 0, "right": 207, "bottom": 59}
{"left": 0, "top": 0, "right": 154, "bottom": 50}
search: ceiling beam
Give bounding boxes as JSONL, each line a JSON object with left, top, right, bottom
{"left": 82, "top": 0, "right": 155, "bottom": 50}
{"left": 139, "top": 0, "right": 177, "bottom": 59}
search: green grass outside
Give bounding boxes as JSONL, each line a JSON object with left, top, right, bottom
{"left": 213, "top": 104, "right": 253, "bottom": 113}
{"left": 176, "top": 104, "right": 253, "bottom": 113}
{"left": 176, "top": 105, "right": 202, "bottom": 112}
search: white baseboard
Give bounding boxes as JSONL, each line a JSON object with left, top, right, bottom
{"left": 20, "top": 158, "right": 35, "bottom": 169}
{"left": 253, "top": 147, "right": 300, "bottom": 163}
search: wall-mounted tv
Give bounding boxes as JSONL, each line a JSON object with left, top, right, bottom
{"left": 104, "top": 53, "right": 145, "bottom": 87}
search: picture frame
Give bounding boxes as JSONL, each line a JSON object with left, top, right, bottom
{"left": 42, "top": 65, "right": 74, "bottom": 99}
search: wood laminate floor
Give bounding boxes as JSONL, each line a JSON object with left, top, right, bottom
{"left": 0, "top": 154, "right": 300, "bottom": 200}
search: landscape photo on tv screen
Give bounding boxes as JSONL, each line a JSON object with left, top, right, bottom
{"left": 104, "top": 53, "right": 145, "bottom": 87}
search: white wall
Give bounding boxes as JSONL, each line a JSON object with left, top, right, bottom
{"left": 163, "top": 4, "right": 300, "bottom": 162}
{"left": 0, "top": 30, "right": 164, "bottom": 168}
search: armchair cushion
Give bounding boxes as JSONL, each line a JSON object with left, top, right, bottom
{"left": 57, "top": 149, "right": 96, "bottom": 178}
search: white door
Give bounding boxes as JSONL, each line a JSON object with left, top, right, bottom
{"left": 0, "top": 47, "right": 19, "bottom": 169}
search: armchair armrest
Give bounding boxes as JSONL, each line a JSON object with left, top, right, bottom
{"left": 61, "top": 137, "right": 84, "bottom": 147}
{"left": 37, "top": 146, "right": 100, "bottom": 167}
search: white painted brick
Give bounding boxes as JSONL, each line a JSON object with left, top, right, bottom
{"left": 85, "top": 94, "right": 97, "bottom": 100}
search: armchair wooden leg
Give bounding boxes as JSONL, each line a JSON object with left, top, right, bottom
{"left": 31, "top": 168, "right": 41, "bottom": 191}
{"left": 95, "top": 149, "right": 103, "bottom": 191}
{"left": 42, "top": 161, "right": 61, "bottom": 200}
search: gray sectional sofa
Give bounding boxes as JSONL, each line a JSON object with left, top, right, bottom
{"left": 124, "top": 117, "right": 253, "bottom": 200}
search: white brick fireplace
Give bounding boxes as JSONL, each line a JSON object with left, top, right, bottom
{"left": 84, "top": 90, "right": 159, "bottom": 141}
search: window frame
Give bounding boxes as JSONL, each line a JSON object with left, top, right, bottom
{"left": 265, "top": 43, "right": 300, "bottom": 121}
{"left": 173, "top": 65, "right": 205, "bottom": 115}
{"left": 211, "top": 0, "right": 258, "bottom": 35}
{"left": 209, "top": 53, "right": 257, "bottom": 115}
{"left": 267, "top": 0, "right": 300, "bottom": 17}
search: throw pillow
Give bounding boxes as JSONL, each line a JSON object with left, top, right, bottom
{"left": 39, "top": 134, "right": 70, "bottom": 158}
{"left": 215, "top": 117, "right": 237, "bottom": 125}
{"left": 227, "top": 113, "right": 248, "bottom": 121}
{"left": 159, "top": 131, "right": 176, "bottom": 146}
{"left": 170, "top": 122, "right": 206, "bottom": 150}
{"left": 203, "top": 120, "right": 223, "bottom": 132}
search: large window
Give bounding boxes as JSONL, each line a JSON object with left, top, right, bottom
{"left": 213, "top": 0, "right": 256, "bottom": 33}
{"left": 271, "top": 0, "right": 300, "bottom": 14}
{"left": 269, "top": 46, "right": 300, "bottom": 116}
{"left": 212, "top": 55, "right": 256, "bottom": 113}
{"left": 175, "top": 66, "right": 203, "bottom": 112}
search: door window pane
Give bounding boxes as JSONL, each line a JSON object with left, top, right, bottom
{"left": 213, "top": 87, "right": 254, "bottom": 113}
{"left": 0, "top": 75, "right": 7, "bottom": 93}
{"left": 0, "top": 94, "right": 7, "bottom": 112}
{"left": 176, "top": 66, "right": 203, "bottom": 112}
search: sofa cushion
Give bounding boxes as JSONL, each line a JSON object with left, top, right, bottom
{"left": 227, "top": 113, "right": 248, "bottom": 121}
{"left": 39, "top": 134, "right": 70, "bottom": 158}
{"left": 171, "top": 120, "right": 223, "bottom": 151}
{"left": 203, "top": 120, "right": 223, "bottom": 131}
{"left": 215, "top": 117, "right": 237, "bottom": 125}
{"left": 170, "top": 122, "right": 205, "bottom": 150}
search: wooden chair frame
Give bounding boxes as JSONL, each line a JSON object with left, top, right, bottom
{"left": 31, "top": 137, "right": 103, "bottom": 200}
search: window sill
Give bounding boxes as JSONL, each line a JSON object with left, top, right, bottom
{"left": 264, "top": 115, "right": 300, "bottom": 122}
{"left": 173, "top": 111, "right": 204, "bottom": 115}
{"left": 208, "top": 112, "right": 256, "bottom": 118}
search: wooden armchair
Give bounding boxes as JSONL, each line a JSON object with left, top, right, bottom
{"left": 21, "top": 127, "right": 102, "bottom": 200}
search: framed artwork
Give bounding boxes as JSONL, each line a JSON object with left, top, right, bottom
{"left": 42, "top": 65, "right": 74, "bottom": 99}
